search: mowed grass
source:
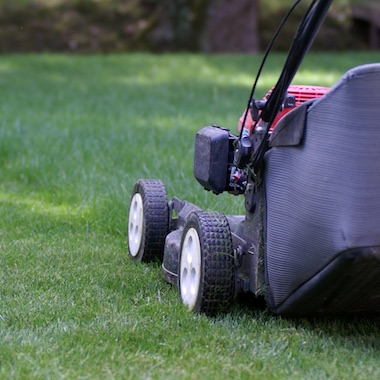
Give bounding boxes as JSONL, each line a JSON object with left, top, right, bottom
{"left": 1, "top": 52, "right": 380, "bottom": 379}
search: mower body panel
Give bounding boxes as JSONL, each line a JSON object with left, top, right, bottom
{"left": 264, "top": 63, "right": 380, "bottom": 315}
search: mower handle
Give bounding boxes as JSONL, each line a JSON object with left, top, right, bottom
{"left": 252, "top": 0, "right": 333, "bottom": 170}
{"left": 261, "top": 0, "right": 333, "bottom": 124}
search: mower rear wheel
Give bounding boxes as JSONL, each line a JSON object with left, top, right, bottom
{"left": 178, "top": 211, "right": 235, "bottom": 315}
{"left": 128, "top": 179, "right": 169, "bottom": 262}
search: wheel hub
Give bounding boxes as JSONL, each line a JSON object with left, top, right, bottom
{"left": 128, "top": 193, "right": 144, "bottom": 257}
{"left": 180, "top": 227, "right": 202, "bottom": 310}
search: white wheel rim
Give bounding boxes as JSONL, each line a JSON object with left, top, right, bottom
{"left": 180, "top": 227, "right": 202, "bottom": 310}
{"left": 128, "top": 193, "right": 144, "bottom": 257}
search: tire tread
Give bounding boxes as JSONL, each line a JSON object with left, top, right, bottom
{"left": 192, "top": 211, "right": 235, "bottom": 315}
{"left": 129, "top": 179, "right": 168, "bottom": 262}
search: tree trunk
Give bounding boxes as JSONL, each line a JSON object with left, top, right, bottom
{"left": 147, "top": 0, "right": 260, "bottom": 52}
{"left": 202, "top": 0, "right": 259, "bottom": 53}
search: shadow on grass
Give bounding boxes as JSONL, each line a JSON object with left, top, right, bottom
{"left": 232, "top": 291, "right": 380, "bottom": 352}
{"left": 0, "top": 191, "right": 91, "bottom": 237}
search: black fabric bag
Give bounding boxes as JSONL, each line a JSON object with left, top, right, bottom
{"left": 264, "top": 64, "right": 380, "bottom": 315}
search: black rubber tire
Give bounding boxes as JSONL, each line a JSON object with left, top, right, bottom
{"left": 178, "top": 210, "right": 235, "bottom": 315}
{"left": 128, "top": 179, "right": 169, "bottom": 262}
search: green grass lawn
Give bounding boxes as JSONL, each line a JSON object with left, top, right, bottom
{"left": 1, "top": 52, "right": 380, "bottom": 379}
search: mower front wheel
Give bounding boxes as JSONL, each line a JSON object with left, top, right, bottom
{"left": 128, "top": 179, "right": 169, "bottom": 262}
{"left": 178, "top": 211, "right": 235, "bottom": 315}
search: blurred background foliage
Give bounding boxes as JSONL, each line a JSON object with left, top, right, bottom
{"left": 0, "top": 0, "right": 378, "bottom": 53}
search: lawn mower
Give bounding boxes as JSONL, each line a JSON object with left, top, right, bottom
{"left": 127, "top": 0, "right": 380, "bottom": 316}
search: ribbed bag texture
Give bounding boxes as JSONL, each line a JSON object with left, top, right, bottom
{"left": 264, "top": 64, "right": 380, "bottom": 312}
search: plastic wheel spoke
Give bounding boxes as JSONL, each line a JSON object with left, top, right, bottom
{"left": 190, "top": 268, "right": 197, "bottom": 295}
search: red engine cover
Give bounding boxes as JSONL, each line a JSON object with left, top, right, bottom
{"left": 271, "top": 85, "right": 330, "bottom": 128}
{"left": 238, "top": 85, "right": 330, "bottom": 135}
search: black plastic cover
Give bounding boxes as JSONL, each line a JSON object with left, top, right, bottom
{"left": 194, "top": 126, "right": 230, "bottom": 194}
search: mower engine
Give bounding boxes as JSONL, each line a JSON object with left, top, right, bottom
{"left": 194, "top": 85, "right": 330, "bottom": 195}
